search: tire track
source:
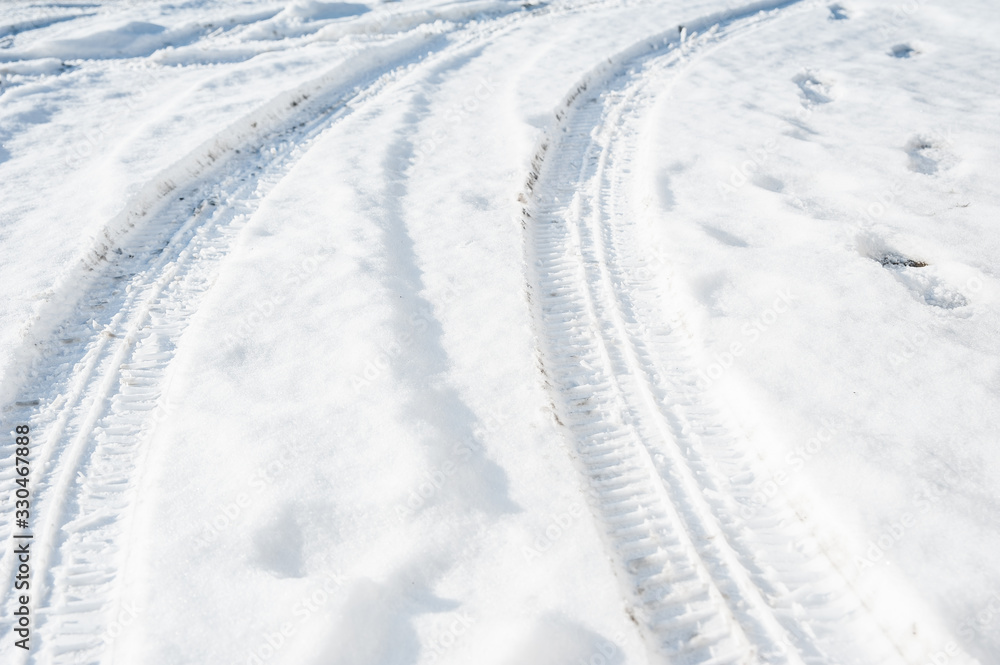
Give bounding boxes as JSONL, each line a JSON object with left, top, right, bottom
{"left": 0, "top": 6, "right": 570, "bottom": 662}
{"left": 0, "top": 40, "right": 426, "bottom": 663}
{"left": 521, "top": 3, "right": 930, "bottom": 663}
{"left": 0, "top": 11, "right": 95, "bottom": 42}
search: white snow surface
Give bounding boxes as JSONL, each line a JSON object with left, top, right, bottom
{"left": 0, "top": 0, "right": 999, "bottom": 663}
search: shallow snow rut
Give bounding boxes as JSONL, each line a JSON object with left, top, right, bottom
{"left": 0, "top": 6, "right": 566, "bottom": 661}
{"left": 523, "top": 3, "right": 922, "bottom": 664}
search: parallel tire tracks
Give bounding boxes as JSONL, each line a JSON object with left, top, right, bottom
{"left": 0, "top": 5, "right": 574, "bottom": 662}
{"left": 522, "top": 3, "right": 926, "bottom": 664}
{"left": 0, "top": 1, "right": 961, "bottom": 664}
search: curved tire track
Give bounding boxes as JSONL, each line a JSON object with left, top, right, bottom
{"left": 0, "top": 36, "right": 433, "bottom": 664}
{"left": 0, "top": 6, "right": 565, "bottom": 663}
{"left": 521, "top": 3, "right": 933, "bottom": 664}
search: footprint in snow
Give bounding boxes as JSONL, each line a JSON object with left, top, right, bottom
{"left": 905, "top": 134, "right": 958, "bottom": 175}
{"left": 890, "top": 42, "right": 921, "bottom": 58}
{"left": 828, "top": 3, "right": 852, "bottom": 20}
{"left": 856, "top": 231, "right": 971, "bottom": 310}
{"left": 793, "top": 70, "right": 837, "bottom": 106}
{"left": 884, "top": 261, "right": 970, "bottom": 310}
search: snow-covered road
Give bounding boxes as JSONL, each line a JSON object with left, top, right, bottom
{"left": 1, "top": 0, "right": 998, "bottom": 663}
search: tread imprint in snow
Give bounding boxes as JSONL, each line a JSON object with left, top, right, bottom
{"left": 520, "top": 2, "right": 951, "bottom": 664}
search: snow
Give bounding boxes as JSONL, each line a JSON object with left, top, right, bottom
{"left": 0, "top": 0, "right": 998, "bottom": 663}
{"left": 639, "top": 6, "right": 1000, "bottom": 648}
